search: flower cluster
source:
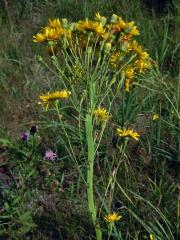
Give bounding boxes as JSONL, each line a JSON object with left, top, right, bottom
{"left": 33, "top": 15, "right": 153, "bottom": 239}
{"left": 92, "top": 107, "right": 140, "bottom": 141}
{"left": 33, "top": 14, "right": 152, "bottom": 92}
{"left": 33, "top": 18, "right": 71, "bottom": 43}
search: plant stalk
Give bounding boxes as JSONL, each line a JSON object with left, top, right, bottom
{"left": 85, "top": 114, "right": 102, "bottom": 240}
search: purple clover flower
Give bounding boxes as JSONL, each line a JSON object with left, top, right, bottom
{"left": 20, "top": 132, "right": 29, "bottom": 142}
{"left": 44, "top": 149, "right": 57, "bottom": 161}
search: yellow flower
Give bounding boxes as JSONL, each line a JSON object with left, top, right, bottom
{"left": 125, "top": 66, "right": 135, "bottom": 79}
{"left": 116, "top": 128, "right": 140, "bottom": 141}
{"left": 104, "top": 212, "right": 122, "bottom": 223}
{"left": 39, "top": 90, "right": 71, "bottom": 102}
{"left": 125, "top": 78, "right": 134, "bottom": 92}
{"left": 76, "top": 19, "right": 105, "bottom": 35}
{"left": 95, "top": 12, "right": 107, "bottom": 25}
{"left": 152, "top": 114, "right": 159, "bottom": 121}
{"left": 48, "top": 18, "right": 61, "bottom": 28}
{"left": 124, "top": 66, "right": 135, "bottom": 91}
{"left": 33, "top": 33, "right": 46, "bottom": 43}
{"left": 33, "top": 18, "right": 71, "bottom": 43}
{"left": 128, "top": 40, "right": 143, "bottom": 55}
{"left": 95, "top": 12, "right": 102, "bottom": 21}
{"left": 110, "top": 51, "right": 121, "bottom": 68}
{"left": 101, "top": 32, "right": 110, "bottom": 40}
{"left": 93, "top": 107, "right": 110, "bottom": 122}
{"left": 129, "top": 25, "right": 140, "bottom": 36}
{"left": 128, "top": 41, "right": 150, "bottom": 66}
{"left": 135, "top": 59, "right": 151, "bottom": 73}
{"left": 121, "top": 34, "right": 133, "bottom": 42}
{"left": 43, "top": 26, "right": 65, "bottom": 40}
{"left": 126, "top": 21, "right": 135, "bottom": 28}
{"left": 139, "top": 51, "right": 149, "bottom": 60}
{"left": 108, "top": 17, "right": 126, "bottom": 33}
{"left": 39, "top": 90, "right": 71, "bottom": 110}
{"left": 150, "top": 233, "right": 156, "bottom": 240}
{"left": 33, "top": 27, "right": 62, "bottom": 42}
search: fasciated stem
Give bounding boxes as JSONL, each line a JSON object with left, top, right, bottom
{"left": 85, "top": 114, "right": 102, "bottom": 240}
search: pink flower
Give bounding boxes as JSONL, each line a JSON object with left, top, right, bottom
{"left": 44, "top": 149, "right": 57, "bottom": 161}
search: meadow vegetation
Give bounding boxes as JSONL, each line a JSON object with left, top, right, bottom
{"left": 0, "top": 1, "right": 179, "bottom": 239}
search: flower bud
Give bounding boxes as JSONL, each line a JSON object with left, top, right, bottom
{"left": 104, "top": 42, "right": 112, "bottom": 52}
{"left": 111, "top": 14, "right": 118, "bottom": 23}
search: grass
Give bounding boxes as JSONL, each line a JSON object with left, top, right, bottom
{"left": 0, "top": 0, "right": 179, "bottom": 239}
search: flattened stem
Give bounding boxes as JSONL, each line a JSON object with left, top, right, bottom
{"left": 86, "top": 114, "right": 102, "bottom": 240}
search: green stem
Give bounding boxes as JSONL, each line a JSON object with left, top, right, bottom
{"left": 107, "top": 223, "right": 113, "bottom": 240}
{"left": 85, "top": 114, "right": 102, "bottom": 240}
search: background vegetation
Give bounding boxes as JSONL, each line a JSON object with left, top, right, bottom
{"left": 0, "top": 0, "right": 179, "bottom": 239}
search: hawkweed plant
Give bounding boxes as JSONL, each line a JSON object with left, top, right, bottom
{"left": 33, "top": 13, "right": 152, "bottom": 239}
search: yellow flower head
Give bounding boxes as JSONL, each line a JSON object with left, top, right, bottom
{"left": 125, "top": 66, "right": 135, "bottom": 92}
{"left": 76, "top": 19, "right": 105, "bottom": 35}
{"left": 48, "top": 18, "right": 61, "bottom": 28}
{"left": 139, "top": 51, "right": 149, "bottom": 60}
{"left": 95, "top": 12, "right": 102, "bottom": 21}
{"left": 108, "top": 17, "right": 126, "bottom": 33}
{"left": 110, "top": 51, "right": 121, "bottom": 68}
{"left": 95, "top": 12, "right": 107, "bottom": 24}
{"left": 125, "top": 66, "right": 135, "bottom": 79}
{"left": 150, "top": 233, "right": 156, "bottom": 240}
{"left": 128, "top": 41, "right": 150, "bottom": 68}
{"left": 33, "top": 18, "right": 71, "bottom": 43}
{"left": 33, "top": 33, "right": 46, "bottom": 43}
{"left": 126, "top": 21, "right": 135, "bottom": 28}
{"left": 152, "top": 114, "right": 159, "bottom": 121}
{"left": 125, "top": 78, "right": 134, "bottom": 92}
{"left": 124, "top": 66, "right": 135, "bottom": 91}
{"left": 121, "top": 34, "right": 133, "bottom": 42}
{"left": 44, "top": 26, "right": 65, "bottom": 40}
{"left": 39, "top": 90, "right": 71, "bottom": 103}
{"left": 104, "top": 212, "right": 122, "bottom": 223}
{"left": 39, "top": 90, "right": 71, "bottom": 110}
{"left": 135, "top": 59, "right": 151, "bottom": 73}
{"left": 116, "top": 128, "right": 140, "bottom": 141}
{"left": 129, "top": 25, "right": 140, "bottom": 36}
{"left": 33, "top": 27, "right": 63, "bottom": 43}
{"left": 128, "top": 40, "right": 142, "bottom": 54}
{"left": 93, "top": 107, "right": 110, "bottom": 122}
